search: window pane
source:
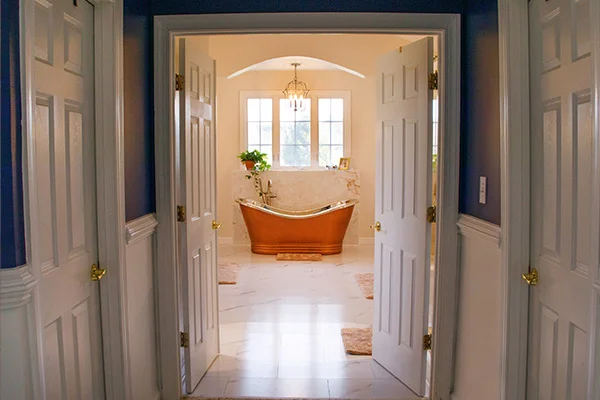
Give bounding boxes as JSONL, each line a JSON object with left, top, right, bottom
{"left": 281, "top": 145, "right": 310, "bottom": 167}
{"left": 261, "top": 145, "right": 273, "bottom": 164}
{"left": 296, "top": 122, "right": 310, "bottom": 145}
{"left": 248, "top": 122, "right": 260, "bottom": 144}
{"left": 319, "top": 122, "right": 331, "bottom": 145}
{"left": 331, "top": 122, "right": 343, "bottom": 144}
{"left": 279, "top": 100, "right": 295, "bottom": 121}
{"left": 260, "top": 99, "right": 273, "bottom": 122}
{"left": 331, "top": 146, "right": 344, "bottom": 165}
{"left": 261, "top": 123, "right": 272, "bottom": 145}
{"left": 295, "top": 99, "right": 311, "bottom": 121}
{"left": 280, "top": 122, "right": 295, "bottom": 145}
{"left": 318, "top": 98, "right": 331, "bottom": 121}
{"left": 319, "top": 145, "right": 331, "bottom": 167}
{"left": 248, "top": 99, "right": 260, "bottom": 122}
{"left": 331, "top": 98, "right": 344, "bottom": 121}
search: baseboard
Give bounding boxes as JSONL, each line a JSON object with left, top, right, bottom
{"left": 359, "top": 237, "right": 374, "bottom": 245}
{"left": 218, "top": 237, "right": 233, "bottom": 245}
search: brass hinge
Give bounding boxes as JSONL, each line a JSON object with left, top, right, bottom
{"left": 175, "top": 74, "right": 185, "bottom": 91}
{"left": 427, "top": 205, "right": 437, "bottom": 223}
{"left": 180, "top": 331, "right": 189, "bottom": 348}
{"left": 428, "top": 71, "right": 438, "bottom": 90}
{"left": 177, "top": 205, "right": 186, "bottom": 222}
{"left": 423, "top": 333, "right": 432, "bottom": 351}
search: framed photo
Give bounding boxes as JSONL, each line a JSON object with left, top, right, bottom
{"left": 338, "top": 157, "right": 351, "bottom": 170}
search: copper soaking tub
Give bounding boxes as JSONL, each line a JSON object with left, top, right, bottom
{"left": 236, "top": 198, "right": 358, "bottom": 255}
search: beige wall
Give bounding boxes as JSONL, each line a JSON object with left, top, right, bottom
{"left": 208, "top": 34, "right": 418, "bottom": 239}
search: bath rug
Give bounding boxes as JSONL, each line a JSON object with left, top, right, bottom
{"left": 218, "top": 262, "right": 241, "bottom": 284}
{"left": 276, "top": 253, "right": 323, "bottom": 261}
{"left": 341, "top": 327, "right": 373, "bottom": 355}
{"left": 354, "top": 273, "right": 374, "bottom": 299}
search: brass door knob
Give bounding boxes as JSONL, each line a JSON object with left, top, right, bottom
{"left": 91, "top": 264, "right": 107, "bottom": 282}
{"left": 212, "top": 220, "right": 222, "bottom": 230}
{"left": 522, "top": 268, "right": 538, "bottom": 286}
{"left": 370, "top": 221, "right": 382, "bottom": 232}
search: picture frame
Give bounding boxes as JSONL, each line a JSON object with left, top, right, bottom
{"left": 338, "top": 157, "right": 351, "bottom": 170}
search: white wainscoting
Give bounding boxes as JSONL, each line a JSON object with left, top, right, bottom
{"left": 451, "top": 214, "right": 502, "bottom": 400}
{"left": 124, "top": 214, "right": 161, "bottom": 400}
{"left": 0, "top": 266, "right": 44, "bottom": 400}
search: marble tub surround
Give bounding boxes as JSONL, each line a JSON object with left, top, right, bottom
{"left": 189, "top": 244, "right": 419, "bottom": 399}
{"left": 232, "top": 170, "right": 360, "bottom": 245}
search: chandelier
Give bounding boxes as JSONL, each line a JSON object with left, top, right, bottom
{"left": 282, "top": 63, "right": 310, "bottom": 112}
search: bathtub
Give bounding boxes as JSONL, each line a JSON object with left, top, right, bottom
{"left": 236, "top": 198, "right": 358, "bottom": 255}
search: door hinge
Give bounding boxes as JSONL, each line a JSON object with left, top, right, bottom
{"left": 423, "top": 333, "right": 432, "bottom": 351}
{"left": 428, "top": 71, "right": 438, "bottom": 90}
{"left": 175, "top": 74, "right": 185, "bottom": 91}
{"left": 177, "top": 205, "right": 186, "bottom": 222}
{"left": 180, "top": 331, "right": 189, "bottom": 348}
{"left": 427, "top": 205, "right": 437, "bottom": 223}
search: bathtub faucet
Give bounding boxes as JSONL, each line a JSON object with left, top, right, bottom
{"left": 255, "top": 177, "right": 277, "bottom": 205}
{"left": 265, "top": 179, "right": 277, "bottom": 205}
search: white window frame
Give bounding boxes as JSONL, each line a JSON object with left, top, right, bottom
{"left": 240, "top": 90, "right": 351, "bottom": 168}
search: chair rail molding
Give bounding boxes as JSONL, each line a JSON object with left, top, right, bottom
{"left": 457, "top": 214, "right": 501, "bottom": 248}
{"left": 126, "top": 214, "right": 159, "bottom": 246}
{"left": 0, "top": 266, "right": 45, "bottom": 400}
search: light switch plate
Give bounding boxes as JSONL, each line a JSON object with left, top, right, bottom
{"left": 479, "top": 176, "right": 487, "bottom": 204}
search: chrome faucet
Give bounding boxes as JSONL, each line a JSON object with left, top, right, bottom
{"left": 255, "top": 177, "right": 277, "bottom": 205}
{"left": 265, "top": 179, "right": 277, "bottom": 205}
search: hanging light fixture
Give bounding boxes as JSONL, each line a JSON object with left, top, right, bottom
{"left": 282, "top": 63, "right": 310, "bottom": 112}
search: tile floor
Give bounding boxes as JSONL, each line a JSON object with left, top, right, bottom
{"left": 190, "top": 245, "right": 420, "bottom": 399}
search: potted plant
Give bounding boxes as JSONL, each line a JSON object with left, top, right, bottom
{"left": 238, "top": 149, "right": 268, "bottom": 171}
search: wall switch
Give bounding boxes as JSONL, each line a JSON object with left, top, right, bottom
{"left": 479, "top": 176, "right": 487, "bottom": 204}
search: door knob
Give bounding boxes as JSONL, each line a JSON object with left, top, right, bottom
{"left": 90, "top": 264, "right": 107, "bottom": 282}
{"left": 212, "top": 220, "right": 222, "bottom": 230}
{"left": 370, "top": 221, "right": 382, "bottom": 232}
{"left": 522, "top": 268, "right": 538, "bottom": 286}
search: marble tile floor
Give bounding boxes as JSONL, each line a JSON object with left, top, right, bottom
{"left": 190, "top": 245, "right": 420, "bottom": 399}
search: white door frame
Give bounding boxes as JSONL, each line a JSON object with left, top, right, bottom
{"left": 497, "top": 0, "right": 600, "bottom": 399}
{"left": 154, "top": 13, "right": 461, "bottom": 400}
{"left": 20, "top": 0, "right": 130, "bottom": 399}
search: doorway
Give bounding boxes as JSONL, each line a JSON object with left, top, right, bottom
{"left": 157, "top": 12, "right": 456, "bottom": 400}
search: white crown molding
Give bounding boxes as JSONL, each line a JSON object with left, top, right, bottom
{"left": 0, "top": 266, "right": 38, "bottom": 310}
{"left": 125, "top": 214, "right": 158, "bottom": 246}
{"left": 457, "top": 214, "right": 501, "bottom": 248}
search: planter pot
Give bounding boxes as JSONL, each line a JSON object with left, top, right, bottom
{"left": 243, "top": 161, "right": 256, "bottom": 170}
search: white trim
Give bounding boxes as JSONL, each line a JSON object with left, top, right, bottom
{"left": 155, "top": 13, "right": 461, "bottom": 400}
{"left": 21, "top": 0, "right": 129, "bottom": 399}
{"left": 456, "top": 214, "right": 501, "bottom": 248}
{"left": 0, "top": 266, "right": 37, "bottom": 310}
{"left": 497, "top": 0, "right": 531, "bottom": 399}
{"left": 126, "top": 214, "right": 159, "bottom": 246}
{"left": 359, "top": 237, "right": 375, "bottom": 246}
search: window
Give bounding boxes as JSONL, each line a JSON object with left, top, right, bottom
{"left": 247, "top": 98, "right": 273, "bottom": 164}
{"left": 318, "top": 98, "right": 344, "bottom": 167}
{"left": 280, "top": 98, "right": 311, "bottom": 167}
{"left": 241, "top": 91, "right": 351, "bottom": 168}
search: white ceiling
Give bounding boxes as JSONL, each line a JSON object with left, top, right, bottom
{"left": 227, "top": 56, "right": 366, "bottom": 80}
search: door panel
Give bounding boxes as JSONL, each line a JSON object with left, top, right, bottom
{"left": 178, "top": 37, "right": 219, "bottom": 393}
{"left": 373, "top": 37, "right": 433, "bottom": 396}
{"left": 34, "top": 0, "right": 104, "bottom": 399}
{"left": 528, "top": 0, "right": 594, "bottom": 398}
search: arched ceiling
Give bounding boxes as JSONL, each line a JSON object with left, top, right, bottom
{"left": 227, "top": 56, "right": 366, "bottom": 80}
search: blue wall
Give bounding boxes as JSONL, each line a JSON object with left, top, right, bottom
{"left": 1, "top": 0, "right": 26, "bottom": 269}
{"left": 124, "top": 0, "right": 155, "bottom": 221}
{"left": 0, "top": 0, "right": 502, "bottom": 268}
{"left": 460, "top": 0, "right": 501, "bottom": 224}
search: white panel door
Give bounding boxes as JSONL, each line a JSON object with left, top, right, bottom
{"left": 33, "top": 0, "right": 105, "bottom": 399}
{"left": 528, "top": 0, "right": 595, "bottom": 398}
{"left": 178, "top": 37, "right": 219, "bottom": 393}
{"left": 373, "top": 37, "right": 434, "bottom": 396}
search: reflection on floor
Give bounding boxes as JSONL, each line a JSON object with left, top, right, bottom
{"left": 191, "top": 245, "right": 419, "bottom": 399}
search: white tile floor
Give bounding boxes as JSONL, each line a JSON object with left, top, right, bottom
{"left": 190, "top": 245, "right": 420, "bottom": 399}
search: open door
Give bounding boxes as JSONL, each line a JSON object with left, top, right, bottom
{"left": 372, "top": 37, "right": 434, "bottom": 396}
{"left": 178, "top": 37, "right": 220, "bottom": 393}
